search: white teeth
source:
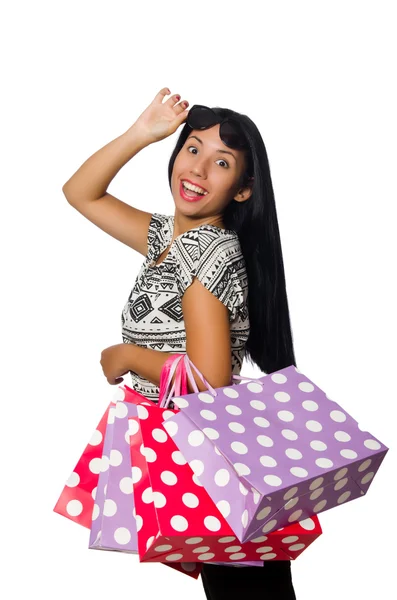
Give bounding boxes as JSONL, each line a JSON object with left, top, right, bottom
{"left": 182, "top": 181, "right": 208, "bottom": 195}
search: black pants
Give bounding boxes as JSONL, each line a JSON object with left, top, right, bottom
{"left": 201, "top": 561, "right": 297, "bottom": 600}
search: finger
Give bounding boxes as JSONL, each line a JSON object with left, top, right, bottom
{"left": 173, "top": 98, "right": 189, "bottom": 114}
{"left": 153, "top": 87, "right": 171, "bottom": 104}
{"left": 173, "top": 106, "right": 190, "bottom": 128}
{"left": 165, "top": 93, "right": 182, "bottom": 107}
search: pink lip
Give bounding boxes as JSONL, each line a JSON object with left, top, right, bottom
{"left": 182, "top": 178, "right": 208, "bottom": 193}
{"left": 179, "top": 180, "right": 207, "bottom": 202}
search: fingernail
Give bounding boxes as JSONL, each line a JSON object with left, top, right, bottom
{"left": 176, "top": 95, "right": 180, "bottom": 101}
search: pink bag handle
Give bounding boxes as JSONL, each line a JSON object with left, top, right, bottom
{"left": 158, "top": 354, "right": 188, "bottom": 408}
{"left": 160, "top": 354, "right": 263, "bottom": 408}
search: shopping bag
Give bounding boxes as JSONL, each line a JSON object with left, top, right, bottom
{"left": 163, "top": 356, "right": 389, "bottom": 542}
{"left": 131, "top": 402, "right": 322, "bottom": 564}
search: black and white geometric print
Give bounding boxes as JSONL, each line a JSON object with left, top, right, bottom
{"left": 121, "top": 213, "right": 250, "bottom": 402}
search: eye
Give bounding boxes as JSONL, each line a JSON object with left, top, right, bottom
{"left": 187, "top": 146, "right": 229, "bottom": 168}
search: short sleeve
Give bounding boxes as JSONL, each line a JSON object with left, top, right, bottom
{"left": 146, "top": 213, "right": 172, "bottom": 260}
{"left": 174, "top": 229, "right": 248, "bottom": 324}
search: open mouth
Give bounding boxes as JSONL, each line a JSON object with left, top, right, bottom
{"left": 180, "top": 180, "right": 208, "bottom": 201}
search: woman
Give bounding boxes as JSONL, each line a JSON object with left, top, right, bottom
{"left": 62, "top": 87, "right": 298, "bottom": 599}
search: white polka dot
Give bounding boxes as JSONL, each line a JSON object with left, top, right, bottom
{"left": 118, "top": 476, "right": 133, "bottom": 495}
{"left": 234, "top": 462, "right": 251, "bottom": 476}
{"left": 188, "top": 430, "right": 206, "bottom": 446}
{"left": 136, "top": 515, "right": 143, "bottom": 532}
{"left": 162, "top": 410, "right": 175, "bottom": 420}
{"left": 181, "top": 563, "right": 196, "bottom": 572}
{"left": 274, "top": 391, "right": 291, "bottom": 403}
{"left": 163, "top": 421, "right": 178, "bottom": 437}
{"left": 290, "top": 467, "right": 308, "bottom": 478}
{"left": 113, "top": 387, "right": 126, "bottom": 402}
{"left": 198, "top": 553, "right": 216, "bottom": 561}
{"left": 334, "top": 478, "right": 348, "bottom": 491}
{"left": 298, "top": 381, "right": 314, "bottom": 392}
{"left": 192, "top": 474, "right": 203, "bottom": 487}
{"left": 161, "top": 471, "right": 178, "bottom": 485}
{"left": 231, "top": 441, "right": 248, "bottom": 454}
{"left": 250, "top": 400, "right": 266, "bottom": 411}
{"left": 92, "top": 504, "right": 100, "bottom": 520}
{"left": 152, "top": 428, "right": 168, "bottom": 443}
{"left": 340, "top": 449, "right": 358, "bottom": 459}
{"left": 216, "top": 500, "right": 231, "bottom": 517}
{"left": 204, "top": 516, "right": 221, "bottom": 531}
{"left": 193, "top": 546, "right": 211, "bottom": 555}
{"left": 131, "top": 466, "right": 142, "bottom": 483}
{"left": 226, "top": 405, "right": 242, "bottom": 415}
{"left": 115, "top": 402, "right": 128, "bottom": 419}
{"left": 364, "top": 439, "right": 381, "bottom": 450}
{"left": 200, "top": 410, "right": 217, "bottom": 421}
{"left": 310, "top": 487, "right": 324, "bottom": 500}
{"left": 255, "top": 545, "right": 273, "bottom": 553}
{"left": 104, "top": 499, "right": 117, "bottom": 517}
{"left": 128, "top": 419, "right": 140, "bottom": 436}
{"left": 337, "top": 491, "right": 351, "bottom": 504}
{"left": 284, "top": 486, "right": 299, "bottom": 500}
{"left": 260, "top": 455, "right": 277, "bottom": 467}
{"left": 278, "top": 410, "right": 294, "bottom": 422}
{"left": 272, "top": 373, "right": 287, "bottom": 384}
{"left": 311, "top": 440, "right": 327, "bottom": 451}
{"left": 228, "top": 422, "right": 245, "bottom": 434}
{"left": 285, "top": 448, "right": 302, "bottom": 460}
{"left": 173, "top": 397, "right": 189, "bottom": 409}
{"left": 172, "top": 450, "right": 187, "bottom": 465}
{"left": 313, "top": 499, "right": 327, "bottom": 512}
{"left": 66, "top": 499, "right": 83, "bottom": 517}
{"left": 306, "top": 420, "right": 322, "bottom": 432}
{"left": 334, "top": 468, "right": 348, "bottom": 481}
{"left": 146, "top": 536, "right": 155, "bottom": 550}
{"left": 107, "top": 407, "right": 115, "bottom": 424}
{"left": 189, "top": 459, "right": 205, "bottom": 476}
{"left": 309, "top": 477, "right": 324, "bottom": 490}
{"left": 154, "top": 544, "right": 173, "bottom": 552}
{"left": 230, "top": 552, "right": 247, "bottom": 560}
{"left": 264, "top": 475, "right": 282, "bottom": 487}
{"left": 284, "top": 497, "right": 299, "bottom": 509}
{"left": 142, "top": 447, "right": 157, "bottom": 462}
{"left": 223, "top": 387, "right": 240, "bottom": 398}
{"left": 218, "top": 537, "right": 236, "bottom": 543}
{"left": 153, "top": 492, "right": 167, "bottom": 508}
{"left": 136, "top": 405, "right": 149, "bottom": 420}
{"left": 215, "top": 469, "right": 230, "bottom": 487}
{"left": 261, "top": 553, "right": 277, "bottom": 560}
{"left": 302, "top": 400, "right": 318, "bottom": 412}
{"left": 171, "top": 516, "right": 188, "bottom": 531}
{"left": 315, "top": 458, "right": 333, "bottom": 468}
{"left": 202, "top": 427, "right": 219, "bottom": 440}
{"left": 253, "top": 417, "right": 270, "bottom": 428}
{"left": 100, "top": 456, "right": 110, "bottom": 472}
{"left": 239, "top": 482, "right": 249, "bottom": 495}
{"left": 247, "top": 382, "right": 264, "bottom": 392}
{"left": 261, "top": 519, "right": 278, "bottom": 533}
{"left": 225, "top": 545, "right": 242, "bottom": 553}
{"left": 182, "top": 493, "right": 199, "bottom": 508}
{"left": 165, "top": 553, "right": 184, "bottom": 561}
{"left": 253, "top": 491, "right": 261, "bottom": 505}
{"left": 186, "top": 537, "right": 204, "bottom": 545}
{"left": 334, "top": 430, "right": 351, "bottom": 442}
{"left": 361, "top": 472, "right": 375, "bottom": 485}
{"left": 358, "top": 459, "right": 372, "bottom": 472}
{"left": 110, "top": 449, "right": 123, "bottom": 467}
{"left": 281, "top": 536, "right": 299, "bottom": 544}
{"left": 66, "top": 472, "right": 80, "bottom": 487}
{"left": 89, "top": 457, "right": 102, "bottom": 474}
{"left": 242, "top": 510, "right": 249, "bottom": 527}
{"left": 256, "top": 506, "right": 272, "bottom": 520}
{"left": 91, "top": 487, "right": 97, "bottom": 500}
{"left": 114, "top": 527, "right": 131, "bottom": 545}
{"left": 89, "top": 430, "right": 103, "bottom": 446}
{"left": 198, "top": 392, "right": 215, "bottom": 404}
{"left": 257, "top": 435, "right": 274, "bottom": 447}
{"left": 282, "top": 429, "right": 298, "bottom": 441}
{"left": 330, "top": 410, "right": 347, "bottom": 423}
{"left": 251, "top": 536, "right": 268, "bottom": 543}
{"left": 142, "top": 487, "right": 154, "bottom": 504}
{"left": 288, "top": 509, "right": 303, "bottom": 523}
{"left": 299, "top": 517, "right": 315, "bottom": 530}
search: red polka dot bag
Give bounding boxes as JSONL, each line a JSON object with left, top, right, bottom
{"left": 162, "top": 355, "right": 389, "bottom": 544}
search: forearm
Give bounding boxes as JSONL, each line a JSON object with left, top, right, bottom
{"left": 124, "top": 345, "right": 208, "bottom": 393}
{"left": 62, "top": 125, "right": 150, "bottom": 202}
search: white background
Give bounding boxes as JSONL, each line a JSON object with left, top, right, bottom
{"left": 2, "top": 1, "right": 396, "bottom": 598}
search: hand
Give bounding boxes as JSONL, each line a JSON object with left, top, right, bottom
{"left": 130, "top": 87, "right": 190, "bottom": 145}
{"left": 100, "top": 343, "right": 131, "bottom": 385}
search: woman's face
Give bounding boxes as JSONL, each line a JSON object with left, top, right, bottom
{"left": 171, "top": 124, "right": 251, "bottom": 222}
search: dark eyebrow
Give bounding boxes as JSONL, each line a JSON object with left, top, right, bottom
{"left": 187, "top": 135, "right": 237, "bottom": 161}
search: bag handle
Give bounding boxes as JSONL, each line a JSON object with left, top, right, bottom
{"left": 159, "top": 354, "right": 187, "bottom": 408}
{"left": 160, "top": 354, "right": 264, "bottom": 408}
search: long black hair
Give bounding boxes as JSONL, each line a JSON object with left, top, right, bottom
{"left": 168, "top": 106, "right": 297, "bottom": 375}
